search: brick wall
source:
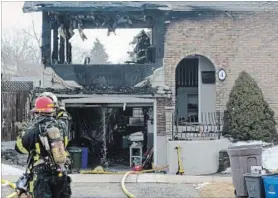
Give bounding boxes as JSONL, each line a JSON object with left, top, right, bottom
{"left": 163, "top": 11, "right": 278, "bottom": 122}
{"left": 156, "top": 97, "right": 172, "bottom": 136}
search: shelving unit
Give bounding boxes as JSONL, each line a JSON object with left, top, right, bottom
{"left": 130, "top": 144, "right": 143, "bottom": 167}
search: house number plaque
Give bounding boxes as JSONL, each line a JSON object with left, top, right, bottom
{"left": 218, "top": 69, "right": 227, "bottom": 81}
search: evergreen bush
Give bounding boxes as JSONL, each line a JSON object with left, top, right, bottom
{"left": 225, "top": 71, "right": 277, "bottom": 142}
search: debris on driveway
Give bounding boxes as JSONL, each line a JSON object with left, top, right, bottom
{"left": 197, "top": 182, "right": 234, "bottom": 198}
{"left": 221, "top": 167, "right": 231, "bottom": 174}
{"left": 193, "top": 182, "right": 210, "bottom": 190}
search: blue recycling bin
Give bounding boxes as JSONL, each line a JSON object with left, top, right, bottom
{"left": 262, "top": 175, "right": 278, "bottom": 198}
{"left": 81, "top": 147, "right": 88, "bottom": 169}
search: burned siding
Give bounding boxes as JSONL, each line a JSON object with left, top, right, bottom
{"left": 33, "top": 86, "right": 156, "bottom": 95}
{"left": 38, "top": 64, "right": 162, "bottom": 95}
{"left": 52, "top": 64, "right": 158, "bottom": 88}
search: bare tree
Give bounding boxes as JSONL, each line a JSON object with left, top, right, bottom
{"left": 1, "top": 20, "right": 41, "bottom": 78}
{"left": 21, "top": 19, "right": 41, "bottom": 62}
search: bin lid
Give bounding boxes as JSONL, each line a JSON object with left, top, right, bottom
{"left": 244, "top": 173, "right": 263, "bottom": 178}
{"left": 68, "top": 146, "right": 82, "bottom": 152}
{"left": 228, "top": 144, "right": 262, "bottom": 150}
{"left": 262, "top": 175, "right": 278, "bottom": 183}
{"left": 262, "top": 174, "right": 278, "bottom": 178}
{"left": 228, "top": 144, "right": 263, "bottom": 156}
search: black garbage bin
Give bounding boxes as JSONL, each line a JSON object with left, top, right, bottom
{"left": 68, "top": 147, "right": 82, "bottom": 172}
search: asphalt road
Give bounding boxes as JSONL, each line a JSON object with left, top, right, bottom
{"left": 2, "top": 183, "right": 200, "bottom": 198}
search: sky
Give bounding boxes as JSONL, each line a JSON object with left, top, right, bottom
{"left": 1, "top": 1, "right": 144, "bottom": 63}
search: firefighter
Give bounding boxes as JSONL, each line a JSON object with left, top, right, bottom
{"left": 38, "top": 92, "right": 72, "bottom": 147}
{"left": 15, "top": 91, "right": 72, "bottom": 156}
{"left": 15, "top": 92, "right": 72, "bottom": 196}
{"left": 39, "top": 92, "right": 72, "bottom": 171}
{"left": 39, "top": 92, "right": 73, "bottom": 176}
{"left": 16, "top": 96, "right": 72, "bottom": 198}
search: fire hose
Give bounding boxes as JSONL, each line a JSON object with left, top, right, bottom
{"left": 120, "top": 166, "right": 169, "bottom": 198}
{"left": 121, "top": 146, "right": 184, "bottom": 197}
{"left": 81, "top": 165, "right": 169, "bottom": 198}
{"left": 2, "top": 172, "right": 32, "bottom": 198}
{"left": 1, "top": 179, "right": 18, "bottom": 198}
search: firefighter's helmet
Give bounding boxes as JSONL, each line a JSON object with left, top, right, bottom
{"left": 31, "top": 96, "right": 56, "bottom": 113}
{"left": 39, "top": 92, "right": 58, "bottom": 107}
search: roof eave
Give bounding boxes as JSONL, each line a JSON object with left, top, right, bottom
{"left": 22, "top": 5, "right": 170, "bottom": 13}
{"left": 23, "top": 8, "right": 149, "bottom": 13}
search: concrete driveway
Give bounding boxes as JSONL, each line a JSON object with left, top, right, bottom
{"left": 2, "top": 182, "right": 199, "bottom": 198}
{"left": 2, "top": 174, "right": 231, "bottom": 198}
{"left": 71, "top": 183, "right": 200, "bottom": 198}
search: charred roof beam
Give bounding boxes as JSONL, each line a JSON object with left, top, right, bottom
{"left": 22, "top": 2, "right": 171, "bottom": 13}
{"left": 47, "top": 12, "right": 156, "bottom": 29}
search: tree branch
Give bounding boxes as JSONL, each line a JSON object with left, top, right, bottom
{"left": 30, "top": 17, "right": 41, "bottom": 48}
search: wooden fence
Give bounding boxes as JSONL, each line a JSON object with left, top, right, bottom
{"left": 1, "top": 81, "right": 33, "bottom": 141}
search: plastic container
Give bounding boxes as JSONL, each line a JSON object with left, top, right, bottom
{"left": 228, "top": 144, "right": 263, "bottom": 197}
{"left": 81, "top": 147, "right": 88, "bottom": 169}
{"left": 262, "top": 175, "right": 278, "bottom": 198}
{"left": 122, "top": 136, "right": 129, "bottom": 149}
{"left": 244, "top": 173, "right": 265, "bottom": 198}
{"left": 68, "top": 147, "right": 82, "bottom": 171}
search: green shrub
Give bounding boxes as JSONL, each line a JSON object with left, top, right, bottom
{"left": 225, "top": 71, "right": 277, "bottom": 142}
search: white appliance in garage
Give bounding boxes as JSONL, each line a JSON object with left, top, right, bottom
{"left": 128, "top": 132, "right": 144, "bottom": 167}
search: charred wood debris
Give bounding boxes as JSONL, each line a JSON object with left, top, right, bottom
{"left": 32, "top": 84, "right": 156, "bottom": 96}
{"left": 51, "top": 13, "right": 150, "bottom": 41}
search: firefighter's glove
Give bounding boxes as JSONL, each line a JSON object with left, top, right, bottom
{"left": 15, "top": 174, "right": 31, "bottom": 196}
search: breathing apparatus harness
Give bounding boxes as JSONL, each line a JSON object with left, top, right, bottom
{"left": 37, "top": 118, "right": 68, "bottom": 175}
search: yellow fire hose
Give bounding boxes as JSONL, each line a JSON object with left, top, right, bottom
{"left": 81, "top": 165, "right": 169, "bottom": 198}
{"left": 80, "top": 166, "right": 128, "bottom": 174}
{"left": 1, "top": 179, "right": 18, "bottom": 198}
{"left": 80, "top": 165, "right": 168, "bottom": 175}
{"left": 120, "top": 166, "right": 169, "bottom": 198}
{"left": 121, "top": 171, "right": 136, "bottom": 198}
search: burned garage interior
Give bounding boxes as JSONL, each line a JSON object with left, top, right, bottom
{"left": 64, "top": 96, "right": 155, "bottom": 170}
{"left": 24, "top": 1, "right": 167, "bottom": 171}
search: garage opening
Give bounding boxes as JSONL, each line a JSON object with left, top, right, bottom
{"left": 63, "top": 96, "right": 154, "bottom": 172}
